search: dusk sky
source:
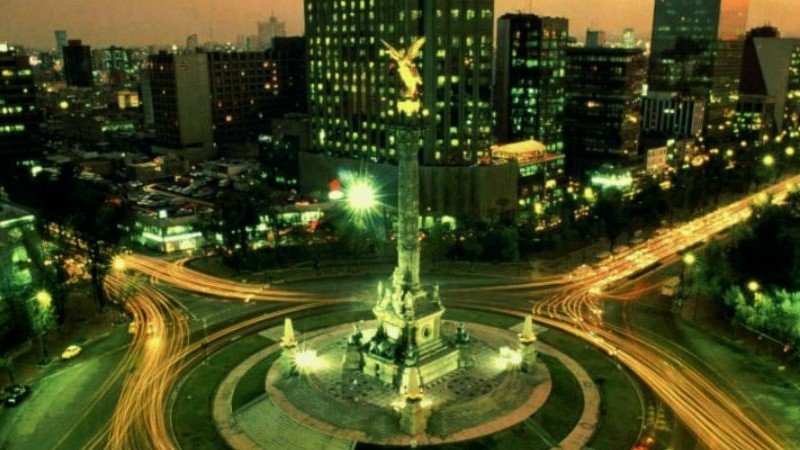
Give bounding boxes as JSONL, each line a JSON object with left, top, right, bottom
{"left": 3, "top": 0, "right": 798, "bottom": 49}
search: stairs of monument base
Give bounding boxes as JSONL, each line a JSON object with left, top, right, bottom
{"left": 282, "top": 378, "right": 399, "bottom": 440}
{"left": 428, "top": 375, "right": 529, "bottom": 437}
{"left": 235, "top": 396, "right": 354, "bottom": 450}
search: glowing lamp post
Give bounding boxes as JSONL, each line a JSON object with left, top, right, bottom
{"left": 36, "top": 290, "right": 52, "bottom": 309}
{"left": 346, "top": 179, "right": 378, "bottom": 213}
{"left": 112, "top": 255, "right": 127, "bottom": 272}
{"left": 747, "top": 280, "right": 760, "bottom": 293}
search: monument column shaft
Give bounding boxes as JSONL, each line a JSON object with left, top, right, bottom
{"left": 396, "top": 126, "right": 422, "bottom": 289}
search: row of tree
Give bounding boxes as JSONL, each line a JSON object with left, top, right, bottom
{"left": 688, "top": 191, "right": 800, "bottom": 353}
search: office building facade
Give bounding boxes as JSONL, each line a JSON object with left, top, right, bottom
{"left": 145, "top": 53, "right": 213, "bottom": 159}
{"left": 739, "top": 27, "right": 800, "bottom": 132}
{"left": 495, "top": 13, "right": 569, "bottom": 152}
{"left": 564, "top": 47, "right": 646, "bottom": 176}
{"left": 305, "top": 0, "right": 495, "bottom": 166}
{"left": 649, "top": 0, "right": 749, "bottom": 94}
{"left": 0, "top": 47, "right": 39, "bottom": 159}
{"left": 207, "top": 51, "right": 281, "bottom": 147}
{"left": 258, "top": 15, "right": 287, "bottom": 50}
{"left": 642, "top": 91, "right": 706, "bottom": 138}
{"left": 271, "top": 37, "right": 308, "bottom": 114}
{"left": 63, "top": 40, "right": 93, "bottom": 87}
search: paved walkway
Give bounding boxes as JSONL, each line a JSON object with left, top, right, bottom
{"left": 214, "top": 322, "right": 601, "bottom": 450}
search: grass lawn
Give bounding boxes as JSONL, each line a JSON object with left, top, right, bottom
{"left": 231, "top": 352, "right": 279, "bottom": 411}
{"left": 171, "top": 307, "right": 644, "bottom": 450}
{"left": 171, "top": 334, "right": 273, "bottom": 450}
{"left": 171, "top": 308, "right": 371, "bottom": 449}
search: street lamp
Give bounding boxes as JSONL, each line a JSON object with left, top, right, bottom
{"left": 112, "top": 255, "right": 127, "bottom": 272}
{"left": 35, "top": 290, "right": 52, "bottom": 309}
{"left": 345, "top": 178, "right": 378, "bottom": 214}
{"left": 747, "top": 280, "right": 760, "bottom": 293}
{"left": 786, "top": 146, "right": 796, "bottom": 157}
{"left": 763, "top": 154, "right": 775, "bottom": 167}
{"left": 682, "top": 253, "right": 696, "bottom": 266}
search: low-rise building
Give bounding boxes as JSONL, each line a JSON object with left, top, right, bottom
{"left": 492, "top": 140, "right": 566, "bottom": 222}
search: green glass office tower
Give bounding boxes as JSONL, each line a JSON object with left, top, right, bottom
{"left": 495, "top": 14, "right": 569, "bottom": 152}
{"left": 649, "top": 0, "right": 749, "bottom": 94}
{"left": 304, "top": 0, "right": 494, "bottom": 166}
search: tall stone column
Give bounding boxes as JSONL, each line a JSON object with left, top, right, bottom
{"left": 393, "top": 122, "right": 423, "bottom": 292}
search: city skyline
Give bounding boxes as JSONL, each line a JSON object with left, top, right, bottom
{"left": 2, "top": 0, "right": 799, "bottom": 49}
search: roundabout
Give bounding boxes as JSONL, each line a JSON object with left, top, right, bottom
{"left": 213, "top": 320, "right": 599, "bottom": 448}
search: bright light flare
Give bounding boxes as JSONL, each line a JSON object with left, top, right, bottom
{"left": 36, "top": 290, "right": 52, "bottom": 309}
{"left": 293, "top": 349, "right": 325, "bottom": 374}
{"left": 496, "top": 346, "right": 522, "bottom": 371}
{"left": 113, "top": 255, "right": 127, "bottom": 271}
{"left": 682, "top": 253, "right": 696, "bottom": 266}
{"left": 346, "top": 179, "right": 378, "bottom": 212}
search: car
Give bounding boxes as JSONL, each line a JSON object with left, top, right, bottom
{"left": 3, "top": 384, "right": 31, "bottom": 408}
{"left": 61, "top": 344, "right": 83, "bottom": 360}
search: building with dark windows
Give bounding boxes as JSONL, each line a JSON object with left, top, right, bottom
{"left": 63, "top": 39, "right": 93, "bottom": 87}
{"left": 642, "top": 91, "right": 706, "bottom": 138}
{"left": 0, "top": 46, "right": 39, "bottom": 159}
{"left": 305, "top": 0, "right": 494, "bottom": 167}
{"left": 257, "top": 15, "right": 286, "bottom": 50}
{"left": 495, "top": 13, "right": 569, "bottom": 152}
{"left": 259, "top": 115, "right": 309, "bottom": 189}
{"left": 585, "top": 30, "right": 607, "bottom": 48}
{"left": 707, "top": 38, "right": 746, "bottom": 139}
{"left": 271, "top": 37, "right": 307, "bottom": 114}
{"left": 564, "top": 46, "right": 646, "bottom": 177}
{"left": 739, "top": 27, "right": 800, "bottom": 133}
{"left": 649, "top": 0, "right": 749, "bottom": 95}
{"left": 492, "top": 140, "right": 565, "bottom": 222}
{"left": 54, "top": 30, "right": 67, "bottom": 61}
{"left": 145, "top": 53, "right": 213, "bottom": 161}
{"left": 206, "top": 51, "right": 281, "bottom": 148}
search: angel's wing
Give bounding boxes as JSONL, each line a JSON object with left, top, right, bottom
{"left": 381, "top": 39, "right": 402, "bottom": 61}
{"left": 407, "top": 37, "right": 426, "bottom": 60}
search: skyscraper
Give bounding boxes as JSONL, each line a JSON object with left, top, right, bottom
{"left": 54, "top": 30, "right": 67, "bottom": 60}
{"left": 63, "top": 39, "right": 93, "bottom": 87}
{"left": 495, "top": 13, "right": 569, "bottom": 152}
{"left": 257, "top": 14, "right": 286, "bottom": 50}
{"left": 739, "top": 27, "right": 800, "bottom": 132}
{"left": 622, "top": 28, "right": 637, "bottom": 49}
{"left": 206, "top": 51, "right": 281, "bottom": 147}
{"left": 649, "top": 0, "right": 750, "bottom": 94}
{"left": 305, "top": 0, "right": 494, "bottom": 166}
{"left": 145, "top": 53, "right": 213, "bottom": 160}
{"left": 564, "top": 47, "right": 646, "bottom": 176}
{"left": 0, "top": 46, "right": 39, "bottom": 159}
{"left": 271, "top": 37, "right": 307, "bottom": 114}
{"left": 585, "top": 29, "right": 607, "bottom": 48}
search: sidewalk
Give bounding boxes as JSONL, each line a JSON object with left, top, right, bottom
{"left": 1, "top": 287, "right": 119, "bottom": 393}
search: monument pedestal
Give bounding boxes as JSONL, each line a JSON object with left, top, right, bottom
{"left": 399, "top": 399, "right": 429, "bottom": 436}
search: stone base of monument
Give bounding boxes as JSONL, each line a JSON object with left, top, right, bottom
{"left": 262, "top": 321, "right": 552, "bottom": 446}
{"left": 399, "top": 399, "right": 430, "bottom": 436}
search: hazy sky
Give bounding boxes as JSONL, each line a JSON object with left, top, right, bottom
{"left": 3, "top": 0, "right": 798, "bottom": 49}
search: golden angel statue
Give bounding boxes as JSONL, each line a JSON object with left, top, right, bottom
{"left": 381, "top": 37, "right": 426, "bottom": 100}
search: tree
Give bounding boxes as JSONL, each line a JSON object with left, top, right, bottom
{"left": 728, "top": 205, "right": 800, "bottom": 291}
{"left": 26, "top": 291, "right": 55, "bottom": 361}
{"left": 207, "top": 189, "right": 260, "bottom": 269}
{"left": 594, "top": 189, "right": 626, "bottom": 252}
{"left": 0, "top": 354, "right": 16, "bottom": 384}
{"left": 70, "top": 189, "right": 131, "bottom": 309}
{"left": 629, "top": 177, "right": 668, "bottom": 232}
